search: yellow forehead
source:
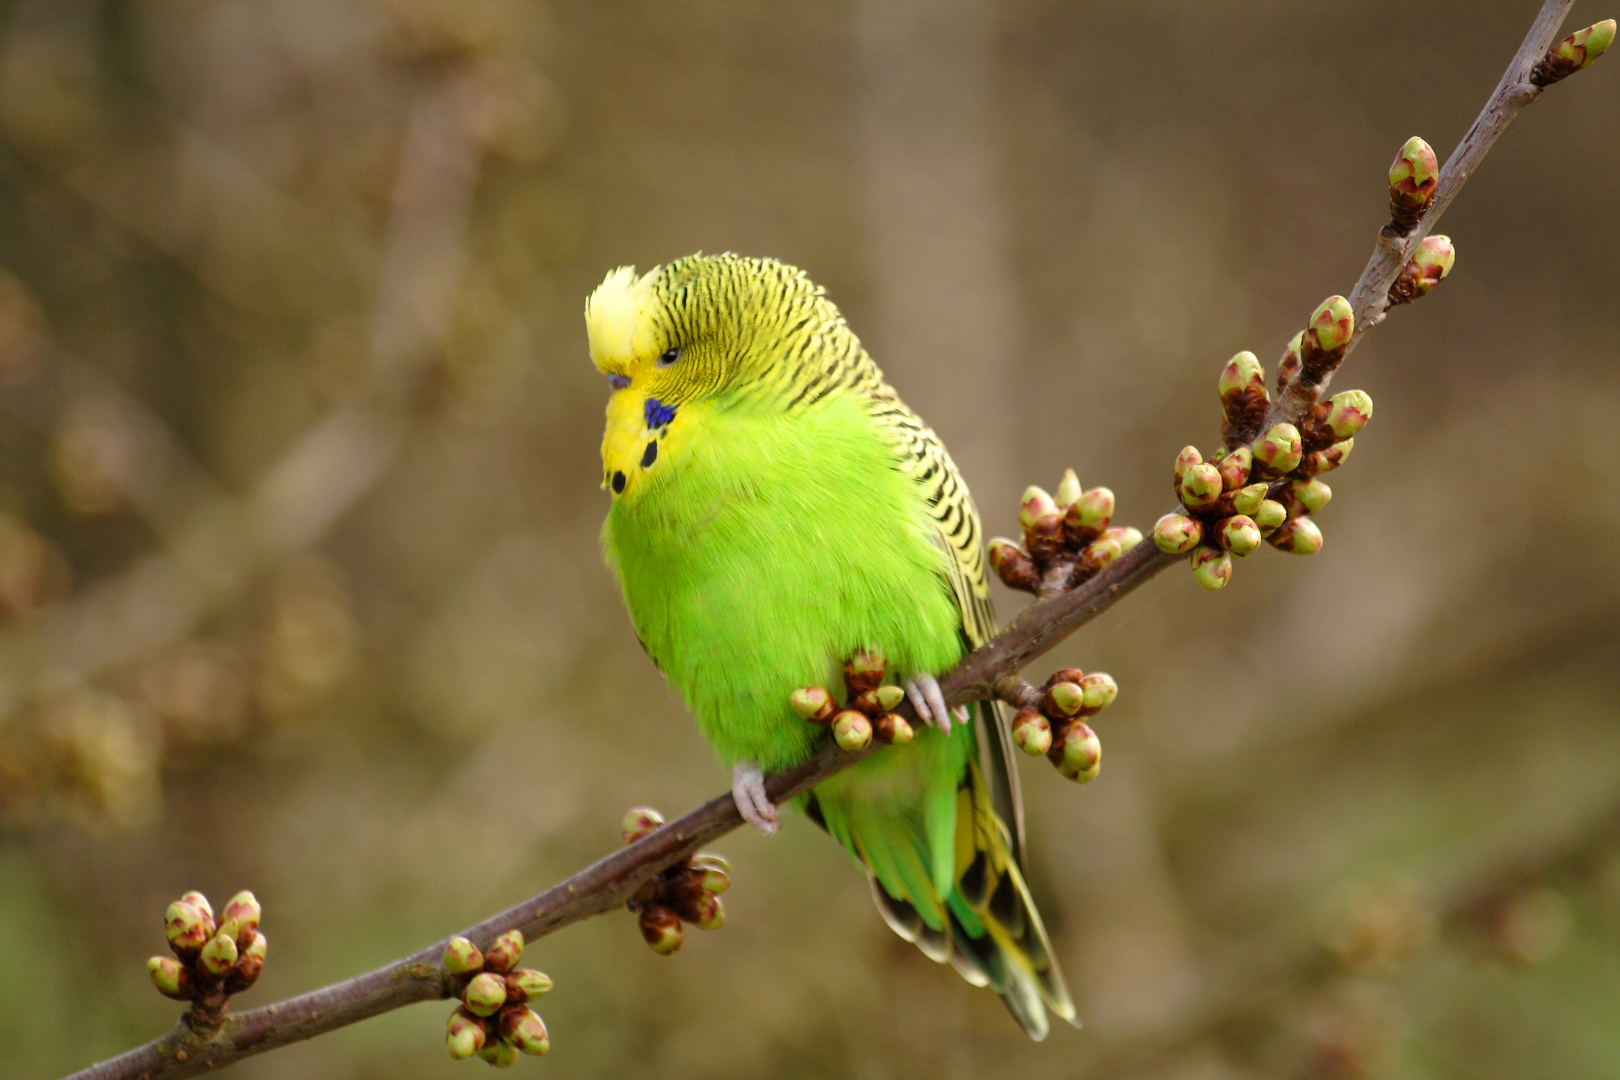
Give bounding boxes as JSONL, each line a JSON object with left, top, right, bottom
{"left": 584, "top": 265, "right": 661, "bottom": 373}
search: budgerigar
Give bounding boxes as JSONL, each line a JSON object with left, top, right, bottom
{"left": 587, "top": 253, "right": 1074, "bottom": 1037}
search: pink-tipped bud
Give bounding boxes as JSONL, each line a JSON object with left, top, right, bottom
{"left": 831, "top": 710, "right": 873, "bottom": 752}
{"left": 1042, "top": 681, "right": 1085, "bottom": 718}
{"left": 1534, "top": 20, "right": 1616, "bottom": 84}
{"left": 1190, "top": 546, "right": 1233, "bottom": 591}
{"left": 1280, "top": 479, "right": 1333, "bottom": 517}
{"left": 875, "top": 685, "right": 906, "bottom": 712}
{"left": 1179, "top": 462, "right": 1223, "bottom": 512}
{"left": 1019, "top": 486, "right": 1061, "bottom": 537}
{"left": 1218, "top": 351, "right": 1265, "bottom": 404}
{"left": 447, "top": 1008, "right": 488, "bottom": 1061}
{"left": 690, "top": 860, "right": 730, "bottom": 896}
{"left": 1153, "top": 513, "right": 1203, "bottom": 555}
{"left": 484, "top": 930, "right": 523, "bottom": 974}
{"left": 501, "top": 1004, "right": 551, "bottom": 1056}
{"left": 1065, "top": 487, "right": 1114, "bottom": 533}
{"left": 873, "top": 713, "right": 914, "bottom": 745}
{"left": 1278, "top": 332, "right": 1303, "bottom": 392}
{"left": 148, "top": 956, "right": 194, "bottom": 1000}
{"left": 1296, "top": 438, "right": 1354, "bottom": 478}
{"left": 1391, "top": 235, "right": 1455, "bottom": 303}
{"left": 1217, "top": 515, "right": 1262, "bottom": 557}
{"left": 1056, "top": 722, "right": 1101, "bottom": 783}
{"left": 198, "top": 929, "right": 239, "bottom": 978}
{"left": 690, "top": 893, "right": 726, "bottom": 931}
{"left": 1325, "top": 389, "right": 1373, "bottom": 440}
{"left": 1105, "top": 525, "right": 1143, "bottom": 553}
{"left": 1079, "top": 535, "right": 1124, "bottom": 575}
{"left": 1229, "top": 483, "right": 1267, "bottom": 517}
{"left": 1172, "top": 446, "right": 1204, "bottom": 488}
{"left": 463, "top": 971, "right": 509, "bottom": 1016}
{"left": 987, "top": 538, "right": 1039, "bottom": 593}
{"left": 1217, "top": 446, "right": 1253, "bottom": 491}
{"left": 621, "top": 807, "right": 665, "bottom": 844}
{"left": 506, "top": 968, "right": 554, "bottom": 1002}
{"left": 1078, "top": 672, "right": 1117, "bottom": 713}
{"left": 1307, "top": 296, "right": 1354, "bottom": 354}
{"left": 165, "top": 900, "right": 213, "bottom": 958}
{"left": 1254, "top": 499, "right": 1287, "bottom": 535}
{"left": 220, "top": 891, "right": 261, "bottom": 949}
{"left": 1268, "top": 516, "right": 1324, "bottom": 555}
{"left": 844, "top": 647, "right": 886, "bottom": 694}
{"left": 789, "top": 686, "right": 836, "bottom": 724}
{"left": 1053, "top": 468, "right": 1082, "bottom": 509}
{"left": 1011, "top": 708, "right": 1051, "bottom": 756}
{"left": 1388, "top": 136, "right": 1439, "bottom": 229}
{"left": 179, "top": 891, "right": 214, "bottom": 920}
{"left": 477, "top": 1038, "right": 520, "bottom": 1067}
{"left": 639, "top": 903, "right": 683, "bottom": 955}
{"left": 1253, "top": 423, "right": 1303, "bottom": 477}
{"left": 225, "top": 931, "right": 267, "bottom": 993}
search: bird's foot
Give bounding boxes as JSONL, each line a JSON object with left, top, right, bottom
{"left": 731, "top": 762, "right": 780, "bottom": 836}
{"left": 903, "top": 672, "right": 970, "bottom": 734}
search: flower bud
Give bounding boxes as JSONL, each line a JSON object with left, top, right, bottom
{"left": 638, "top": 903, "right": 683, "bottom": 955}
{"left": 1172, "top": 446, "right": 1203, "bottom": 488}
{"left": 1056, "top": 722, "right": 1101, "bottom": 783}
{"left": 691, "top": 852, "right": 732, "bottom": 877}
{"left": 621, "top": 806, "right": 665, "bottom": 844}
{"left": 179, "top": 891, "right": 214, "bottom": 919}
{"left": 1042, "top": 681, "right": 1085, "bottom": 718}
{"left": 1307, "top": 296, "right": 1354, "bottom": 354}
{"left": 1534, "top": 19, "right": 1616, "bottom": 84}
{"left": 831, "top": 710, "right": 872, "bottom": 751}
{"left": 690, "top": 859, "right": 730, "bottom": 895}
{"left": 1277, "top": 332, "right": 1303, "bottom": 392}
{"left": 1325, "top": 389, "right": 1373, "bottom": 440}
{"left": 1011, "top": 708, "right": 1051, "bottom": 756}
{"left": 1296, "top": 438, "right": 1353, "bottom": 478}
{"left": 1253, "top": 499, "right": 1287, "bottom": 535}
{"left": 1218, "top": 350, "right": 1265, "bottom": 405}
{"left": 148, "top": 956, "right": 194, "bottom": 1001}
{"left": 1217, "top": 515, "right": 1261, "bottom": 557}
{"left": 873, "top": 713, "right": 914, "bottom": 745}
{"left": 199, "top": 929, "right": 239, "bottom": 978}
{"left": 789, "top": 686, "right": 835, "bottom": 724}
{"left": 1268, "top": 516, "right": 1324, "bottom": 555}
{"left": 501, "top": 1005, "right": 551, "bottom": 1056}
{"left": 1105, "top": 526, "right": 1143, "bottom": 552}
{"left": 463, "top": 971, "right": 509, "bottom": 1016}
{"left": 447, "top": 1008, "right": 488, "bottom": 1060}
{"left": 1388, "top": 136, "right": 1438, "bottom": 228}
{"left": 1019, "top": 486, "right": 1062, "bottom": 543}
{"left": 1217, "top": 446, "right": 1252, "bottom": 491}
{"left": 506, "top": 968, "right": 554, "bottom": 1002}
{"left": 1065, "top": 488, "right": 1114, "bottom": 533}
{"left": 225, "top": 931, "right": 267, "bottom": 993}
{"left": 1078, "top": 672, "right": 1117, "bottom": 713}
{"left": 477, "top": 1038, "right": 520, "bottom": 1067}
{"left": 1053, "top": 468, "right": 1082, "bottom": 509}
{"left": 220, "top": 891, "right": 261, "bottom": 949}
{"left": 875, "top": 685, "right": 905, "bottom": 712}
{"left": 1153, "top": 513, "right": 1203, "bottom": 555}
{"left": 166, "top": 900, "right": 213, "bottom": 957}
{"left": 1391, "top": 235, "right": 1454, "bottom": 303}
{"left": 484, "top": 930, "right": 523, "bottom": 974}
{"left": 1253, "top": 423, "right": 1303, "bottom": 477}
{"left": 691, "top": 893, "right": 726, "bottom": 931}
{"left": 1190, "top": 546, "right": 1233, "bottom": 591}
{"left": 844, "top": 647, "right": 886, "bottom": 695}
{"left": 1078, "top": 535, "right": 1123, "bottom": 575}
{"left": 1179, "top": 462, "right": 1223, "bottom": 512}
{"left": 1230, "top": 482, "right": 1267, "bottom": 517}
{"left": 1280, "top": 479, "right": 1332, "bottom": 517}
{"left": 988, "top": 538, "right": 1039, "bottom": 593}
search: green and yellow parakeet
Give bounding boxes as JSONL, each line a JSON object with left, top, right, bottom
{"left": 587, "top": 253, "right": 1075, "bottom": 1038}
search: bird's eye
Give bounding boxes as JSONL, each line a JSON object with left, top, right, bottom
{"left": 657, "top": 347, "right": 682, "bottom": 368}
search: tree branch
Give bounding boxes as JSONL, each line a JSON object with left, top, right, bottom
{"left": 61, "top": 2, "right": 1599, "bottom": 1076}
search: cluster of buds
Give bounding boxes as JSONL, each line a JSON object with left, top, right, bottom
{"left": 789, "top": 645, "right": 919, "bottom": 751}
{"left": 1156, "top": 336, "right": 1375, "bottom": 589}
{"left": 147, "top": 890, "right": 266, "bottom": 1031}
{"left": 987, "top": 470, "right": 1143, "bottom": 599}
{"left": 1530, "top": 19, "right": 1615, "bottom": 87}
{"left": 621, "top": 807, "right": 730, "bottom": 955}
{"left": 442, "top": 930, "right": 553, "bottom": 1065}
{"left": 1001, "top": 668, "right": 1117, "bottom": 783}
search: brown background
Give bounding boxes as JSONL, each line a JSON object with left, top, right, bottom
{"left": 1, "top": 1, "right": 1618, "bottom": 1078}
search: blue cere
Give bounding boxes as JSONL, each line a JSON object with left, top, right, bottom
{"left": 644, "top": 397, "right": 677, "bottom": 429}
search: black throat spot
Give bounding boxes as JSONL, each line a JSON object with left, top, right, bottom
{"left": 640, "top": 440, "right": 659, "bottom": 468}
{"left": 611, "top": 470, "right": 626, "bottom": 494}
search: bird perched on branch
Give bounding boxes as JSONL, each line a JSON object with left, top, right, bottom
{"left": 586, "top": 253, "right": 1074, "bottom": 1038}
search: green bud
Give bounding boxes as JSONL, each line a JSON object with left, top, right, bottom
{"left": 1307, "top": 296, "right": 1354, "bottom": 353}
{"left": 1297, "top": 438, "right": 1353, "bottom": 478}
{"left": 165, "top": 900, "right": 213, "bottom": 958}
{"left": 199, "top": 929, "right": 239, "bottom": 978}
{"left": 447, "top": 1008, "right": 488, "bottom": 1061}
{"left": 1190, "top": 546, "right": 1233, "bottom": 591}
{"left": 463, "top": 972, "right": 509, "bottom": 1017}
{"left": 1043, "top": 681, "right": 1085, "bottom": 718}
{"left": 1153, "top": 512, "right": 1203, "bottom": 555}
{"left": 1254, "top": 423, "right": 1303, "bottom": 476}
{"left": 148, "top": 956, "right": 194, "bottom": 1000}
{"left": 1326, "top": 390, "right": 1373, "bottom": 440}
{"left": 1218, "top": 351, "right": 1265, "bottom": 403}
{"left": 621, "top": 806, "right": 664, "bottom": 844}
{"left": 484, "top": 930, "right": 523, "bottom": 974}
{"left": 873, "top": 712, "right": 914, "bottom": 745}
{"left": 501, "top": 1005, "right": 551, "bottom": 1056}
{"left": 1536, "top": 20, "right": 1617, "bottom": 83}
{"left": 1056, "top": 722, "right": 1101, "bottom": 783}
{"left": 1053, "top": 468, "right": 1082, "bottom": 509}
{"left": 477, "top": 1038, "right": 520, "bottom": 1068}
{"left": 789, "top": 686, "right": 836, "bottom": 724}
{"left": 1105, "top": 525, "right": 1143, "bottom": 552}
{"left": 1079, "top": 535, "right": 1123, "bottom": 575}
{"left": 691, "top": 852, "right": 732, "bottom": 876}
{"left": 506, "top": 969, "right": 554, "bottom": 1002}
{"left": 1392, "top": 235, "right": 1454, "bottom": 302}
{"left": 832, "top": 710, "right": 873, "bottom": 752}
{"left": 1217, "top": 515, "right": 1262, "bottom": 557}
{"left": 1019, "top": 486, "right": 1061, "bottom": 536}
{"left": 1179, "top": 462, "right": 1223, "bottom": 512}
{"left": 1065, "top": 487, "right": 1114, "bottom": 532}
{"left": 1011, "top": 708, "right": 1051, "bottom": 756}
{"left": 844, "top": 647, "right": 886, "bottom": 695}
{"left": 1231, "top": 482, "right": 1267, "bottom": 517}
{"left": 692, "top": 893, "right": 726, "bottom": 931}
{"left": 987, "top": 538, "right": 1038, "bottom": 593}
{"left": 1172, "top": 446, "right": 1203, "bottom": 487}
{"left": 1281, "top": 479, "right": 1332, "bottom": 517}
{"left": 1253, "top": 499, "right": 1287, "bottom": 535}
{"left": 1269, "top": 516, "right": 1324, "bottom": 555}
{"left": 1388, "top": 136, "right": 1439, "bottom": 223}
{"left": 1278, "top": 332, "right": 1303, "bottom": 392}
{"left": 875, "top": 685, "right": 905, "bottom": 712}
{"left": 1217, "top": 446, "right": 1253, "bottom": 491}
{"left": 179, "top": 891, "right": 214, "bottom": 920}
{"left": 224, "top": 931, "right": 267, "bottom": 993}
{"left": 220, "top": 891, "right": 261, "bottom": 949}
{"left": 691, "top": 858, "right": 730, "bottom": 895}
{"left": 1078, "top": 672, "right": 1117, "bottom": 713}
{"left": 638, "top": 903, "right": 683, "bottom": 955}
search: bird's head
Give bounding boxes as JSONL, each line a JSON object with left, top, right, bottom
{"left": 584, "top": 253, "right": 827, "bottom": 501}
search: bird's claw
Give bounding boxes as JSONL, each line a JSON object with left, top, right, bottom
{"left": 732, "top": 762, "right": 780, "bottom": 836}
{"left": 904, "top": 673, "right": 963, "bottom": 734}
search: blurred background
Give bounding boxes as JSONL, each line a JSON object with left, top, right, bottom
{"left": 1, "top": 1, "right": 1617, "bottom": 1077}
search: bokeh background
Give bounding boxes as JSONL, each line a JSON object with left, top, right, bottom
{"left": 2, "top": 1, "right": 1618, "bottom": 1077}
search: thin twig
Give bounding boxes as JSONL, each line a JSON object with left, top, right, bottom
{"left": 60, "top": 2, "right": 1594, "bottom": 1077}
